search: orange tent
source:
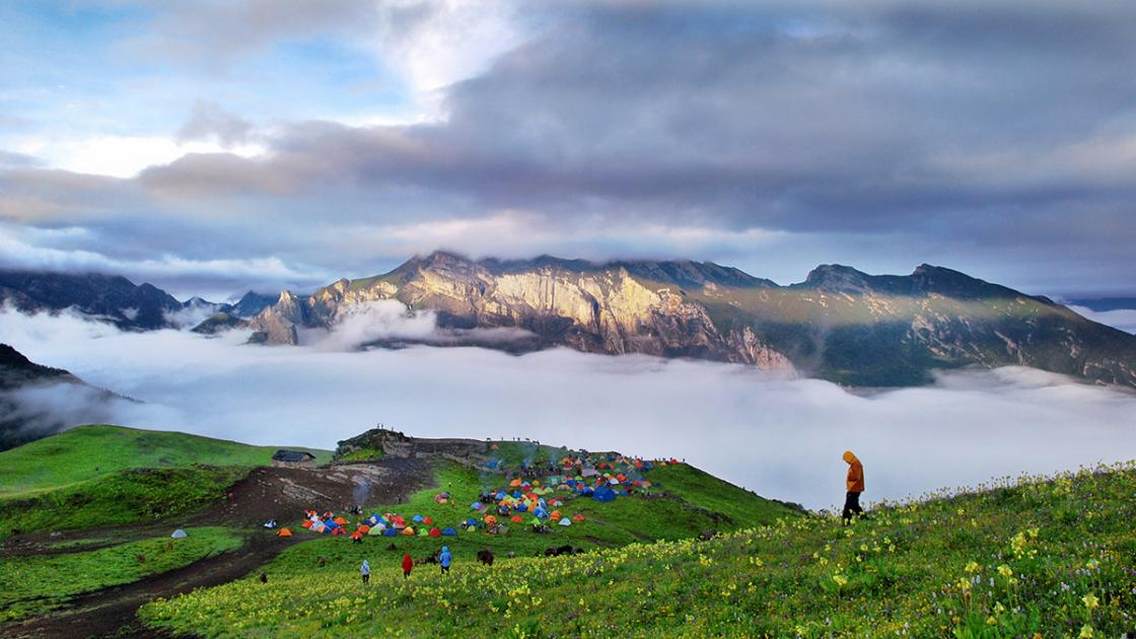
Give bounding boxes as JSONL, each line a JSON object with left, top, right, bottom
{"left": 358, "top": 524, "right": 371, "bottom": 534}
{"left": 510, "top": 515, "right": 523, "bottom": 524}
{"left": 549, "top": 510, "right": 561, "bottom": 520}
{"left": 350, "top": 531, "right": 363, "bottom": 541}
{"left": 333, "top": 516, "right": 348, "bottom": 526}
{"left": 301, "top": 520, "right": 313, "bottom": 529}
{"left": 277, "top": 528, "right": 293, "bottom": 537}
{"left": 572, "top": 514, "right": 586, "bottom": 522}
{"left": 509, "top": 478, "right": 522, "bottom": 487}
{"left": 483, "top": 515, "right": 498, "bottom": 526}
{"left": 402, "top": 527, "right": 416, "bottom": 536}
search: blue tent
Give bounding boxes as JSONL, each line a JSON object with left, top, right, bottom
{"left": 464, "top": 518, "right": 478, "bottom": 527}
{"left": 495, "top": 490, "right": 507, "bottom": 500}
{"left": 592, "top": 486, "right": 616, "bottom": 502}
{"left": 442, "top": 527, "right": 457, "bottom": 536}
{"left": 533, "top": 507, "right": 548, "bottom": 519}
{"left": 383, "top": 528, "right": 397, "bottom": 537}
{"left": 412, "top": 514, "right": 424, "bottom": 523}
{"left": 323, "top": 519, "right": 339, "bottom": 529}
{"left": 516, "top": 503, "right": 528, "bottom": 512}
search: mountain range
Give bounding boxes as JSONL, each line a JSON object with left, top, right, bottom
{"left": 0, "top": 270, "right": 275, "bottom": 330}
{"left": 246, "top": 251, "right": 1136, "bottom": 388}
{"left": 3, "top": 255, "right": 1134, "bottom": 389}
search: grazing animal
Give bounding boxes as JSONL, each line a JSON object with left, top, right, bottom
{"left": 476, "top": 549, "right": 495, "bottom": 566}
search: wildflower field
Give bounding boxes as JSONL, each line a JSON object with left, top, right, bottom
{"left": 141, "top": 463, "right": 1136, "bottom": 638}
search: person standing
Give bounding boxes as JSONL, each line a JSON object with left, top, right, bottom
{"left": 360, "top": 559, "right": 370, "bottom": 585}
{"left": 438, "top": 545, "right": 453, "bottom": 574}
{"left": 401, "top": 553, "right": 414, "bottom": 579}
{"left": 842, "top": 450, "right": 865, "bottom": 524}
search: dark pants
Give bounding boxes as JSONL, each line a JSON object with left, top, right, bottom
{"left": 842, "top": 491, "right": 863, "bottom": 523}
{"left": 440, "top": 564, "right": 450, "bottom": 574}
{"left": 361, "top": 573, "right": 369, "bottom": 585}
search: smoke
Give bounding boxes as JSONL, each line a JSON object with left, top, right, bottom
{"left": 2, "top": 306, "right": 1135, "bottom": 509}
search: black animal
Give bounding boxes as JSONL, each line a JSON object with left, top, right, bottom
{"left": 543, "top": 544, "right": 576, "bottom": 557}
{"left": 476, "top": 549, "right": 495, "bottom": 566}
{"left": 417, "top": 554, "right": 438, "bottom": 566}
{"left": 698, "top": 529, "right": 719, "bottom": 541}
{"left": 259, "top": 572, "right": 268, "bottom": 584}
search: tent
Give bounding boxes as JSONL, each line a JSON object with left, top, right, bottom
{"left": 422, "top": 516, "right": 433, "bottom": 525}
{"left": 333, "top": 516, "right": 348, "bottom": 526}
{"left": 277, "top": 528, "right": 293, "bottom": 537}
{"left": 429, "top": 527, "right": 442, "bottom": 537}
{"left": 510, "top": 515, "right": 524, "bottom": 524}
{"left": 412, "top": 514, "right": 425, "bottom": 523}
{"left": 402, "top": 527, "right": 416, "bottom": 536}
{"left": 417, "top": 527, "right": 428, "bottom": 536}
{"left": 368, "top": 526, "right": 385, "bottom": 536}
{"left": 383, "top": 528, "right": 397, "bottom": 537}
{"left": 592, "top": 486, "right": 616, "bottom": 502}
{"left": 442, "top": 527, "right": 457, "bottom": 537}
{"left": 549, "top": 510, "right": 562, "bottom": 521}
{"left": 170, "top": 529, "right": 188, "bottom": 539}
{"left": 559, "top": 518, "right": 572, "bottom": 527}
{"left": 350, "top": 531, "right": 363, "bottom": 541}
{"left": 572, "top": 514, "right": 586, "bottom": 523}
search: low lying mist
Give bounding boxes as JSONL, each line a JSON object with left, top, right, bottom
{"left": 2, "top": 306, "right": 1134, "bottom": 510}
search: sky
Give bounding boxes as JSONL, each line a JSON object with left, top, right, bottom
{"left": 4, "top": 305, "right": 1136, "bottom": 510}
{"left": 2, "top": 1, "right": 1135, "bottom": 301}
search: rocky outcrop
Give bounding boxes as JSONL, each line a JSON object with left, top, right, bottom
{"left": 248, "top": 252, "right": 1136, "bottom": 388}
{"left": 248, "top": 252, "right": 796, "bottom": 372}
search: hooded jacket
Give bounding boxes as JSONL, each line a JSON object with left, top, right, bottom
{"left": 439, "top": 546, "right": 453, "bottom": 568}
{"left": 360, "top": 560, "right": 370, "bottom": 576}
{"left": 843, "top": 451, "right": 865, "bottom": 492}
{"left": 401, "top": 554, "right": 414, "bottom": 574}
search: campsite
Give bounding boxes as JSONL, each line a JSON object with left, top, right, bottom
{"left": 2, "top": 424, "right": 1135, "bottom": 637}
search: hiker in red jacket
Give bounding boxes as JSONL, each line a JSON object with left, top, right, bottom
{"left": 401, "top": 553, "right": 414, "bottom": 579}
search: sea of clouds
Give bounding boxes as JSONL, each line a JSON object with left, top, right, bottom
{"left": 2, "top": 305, "right": 1135, "bottom": 510}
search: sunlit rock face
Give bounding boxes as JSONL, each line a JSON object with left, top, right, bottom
{"left": 249, "top": 251, "right": 1136, "bottom": 388}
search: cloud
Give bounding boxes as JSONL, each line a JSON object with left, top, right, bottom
{"left": 3, "top": 305, "right": 1136, "bottom": 510}
{"left": 4, "top": 1, "right": 1136, "bottom": 296}
{"left": 1069, "top": 305, "right": 1136, "bottom": 335}
{"left": 177, "top": 102, "right": 255, "bottom": 148}
{"left": 301, "top": 299, "right": 537, "bottom": 351}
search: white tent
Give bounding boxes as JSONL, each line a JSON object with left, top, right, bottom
{"left": 170, "top": 529, "right": 188, "bottom": 539}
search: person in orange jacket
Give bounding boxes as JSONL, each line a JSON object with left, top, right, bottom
{"left": 401, "top": 553, "right": 414, "bottom": 579}
{"left": 842, "top": 450, "right": 865, "bottom": 524}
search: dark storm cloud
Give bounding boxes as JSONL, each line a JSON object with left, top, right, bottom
{"left": 2, "top": 1, "right": 1135, "bottom": 295}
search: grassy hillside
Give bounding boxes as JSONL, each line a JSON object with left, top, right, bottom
{"left": 142, "top": 463, "right": 1136, "bottom": 638}
{"left": 258, "top": 461, "right": 798, "bottom": 577}
{"left": 0, "top": 424, "right": 330, "bottom": 498}
{"left": 2, "top": 527, "right": 241, "bottom": 622}
{"left": 0, "top": 425, "right": 331, "bottom": 540}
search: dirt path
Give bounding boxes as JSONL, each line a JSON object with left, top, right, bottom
{"left": 2, "top": 532, "right": 293, "bottom": 639}
{"left": 1, "top": 459, "right": 438, "bottom": 638}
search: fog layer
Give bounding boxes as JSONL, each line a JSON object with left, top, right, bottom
{"left": 2, "top": 307, "right": 1134, "bottom": 510}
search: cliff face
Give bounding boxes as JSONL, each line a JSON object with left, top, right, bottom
{"left": 248, "top": 252, "right": 1136, "bottom": 388}
{"left": 248, "top": 252, "right": 794, "bottom": 370}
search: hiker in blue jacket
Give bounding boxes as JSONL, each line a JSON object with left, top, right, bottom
{"left": 438, "top": 546, "right": 453, "bottom": 574}
{"left": 360, "top": 559, "right": 370, "bottom": 585}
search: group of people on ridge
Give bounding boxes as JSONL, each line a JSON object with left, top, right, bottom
{"left": 361, "top": 546, "right": 452, "bottom": 584}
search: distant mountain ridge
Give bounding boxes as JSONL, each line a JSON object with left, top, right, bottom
{"left": 0, "top": 270, "right": 276, "bottom": 330}
{"left": 0, "top": 344, "right": 120, "bottom": 450}
{"left": 249, "top": 251, "right": 1136, "bottom": 388}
